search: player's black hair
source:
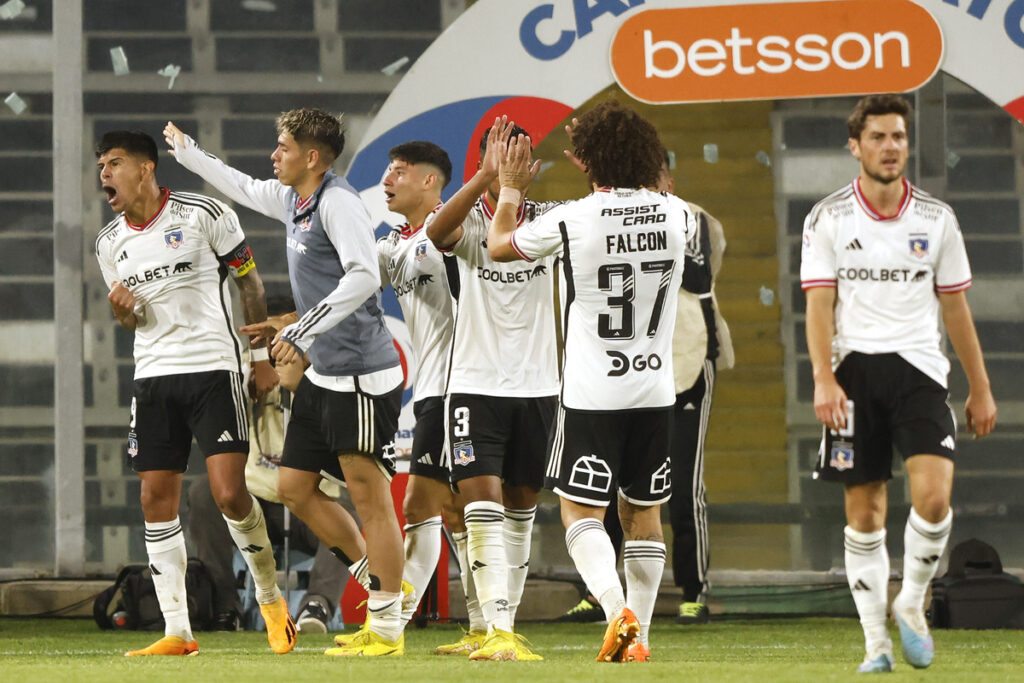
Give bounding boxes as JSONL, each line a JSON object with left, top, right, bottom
{"left": 276, "top": 108, "right": 346, "bottom": 163}
{"left": 847, "top": 94, "right": 913, "bottom": 139}
{"left": 388, "top": 141, "right": 453, "bottom": 190}
{"left": 478, "top": 124, "right": 530, "bottom": 154}
{"left": 571, "top": 101, "right": 663, "bottom": 189}
{"left": 95, "top": 130, "right": 159, "bottom": 168}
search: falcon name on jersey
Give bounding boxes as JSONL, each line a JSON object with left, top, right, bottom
{"left": 95, "top": 189, "right": 245, "bottom": 379}
{"left": 443, "top": 196, "right": 563, "bottom": 398}
{"left": 510, "top": 188, "right": 695, "bottom": 411}
{"left": 378, "top": 207, "right": 455, "bottom": 401}
{"left": 800, "top": 178, "right": 972, "bottom": 387}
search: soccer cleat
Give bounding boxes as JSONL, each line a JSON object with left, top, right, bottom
{"left": 296, "top": 598, "right": 330, "bottom": 634}
{"left": 435, "top": 629, "right": 488, "bottom": 655}
{"left": 333, "top": 620, "right": 369, "bottom": 647}
{"left": 676, "top": 601, "right": 710, "bottom": 625}
{"left": 857, "top": 651, "right": 895, "bottom": 673}
{"left": 555, "top": 597, "right": 604, "bottom": 623}
{"left": 211, "top": 610, "right": 241, "bottom": 631}
{"left": 597, "top": 607, "right": 640, "bottom": 663}
{"left": 893, "top": 601, "right": 934, "bottom": 669}
{"left": 124, "top": 635, "right": 198, "bottom": 657}
{"left": 260, "top": 597, "right": 297, "bottom": 654}
{"left": 625, "top": 641, "right": 651, "bottom": 662}
{"left": 468, "top": 629, "right": 543, "bottom": 661}
{"left": 324, "top": 629, "right": 404, "bottom": 657}
{"left": 335, "top": 581, "right": 414, "bottom": 646}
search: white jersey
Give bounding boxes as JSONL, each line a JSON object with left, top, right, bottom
{"left": 800, "top": 178, "right": 972, "bottom": 387}
{"left": 378, "top": 206, "right": 454, "bottom": 402}
{"left": 95, "top": 189, "right": 246, "bottom": 379}
{"left": 443, "top": 196, "right": 562, "bottom": 398}
{"left": 511, "top": 188, "right": 695, "bottom": 411}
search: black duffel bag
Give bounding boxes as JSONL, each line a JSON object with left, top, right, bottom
{"left": 928, "top": 538, "right": 1024, "bottom": 629}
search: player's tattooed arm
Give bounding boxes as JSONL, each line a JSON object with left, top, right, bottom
{"left": 428, "top": 116, "right": 514, "bottom": 250}
{"left": 231, "top": 261, "right": 280, "bottom": 400}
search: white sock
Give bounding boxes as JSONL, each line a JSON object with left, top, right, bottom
{"left": 897, "top": 508, "right": 952, "bottom": 610}
{"left": 504, "top": 506, "right": 535, "bottom": 626}
{"left": 223, "top": 494, "right": 281, "bottom": 604}
{"left": 566, "top": 517, "right": 625, "bottom": 622}
{"left": 465, "top": 501, "right": 511, "bottom": 632}
{"left": 331, "top": 547, "right": 372, "bottom": 591}
{"left": 844, "top": 526, "right": 891, "bottom": 652}
{"left": 144, "top": 518, "right": 193, "bottom": 640}
{"left": 453, "top": 530, "right": 486, "bottom": 632}
{"left": 624, "top": 540, "right": 666, "bottom": 646}
{"left": 367, "top": 589, "right": 403, "bottom": 642}
{"left": 401, "top": 516, "right": 443, "bottom": 623}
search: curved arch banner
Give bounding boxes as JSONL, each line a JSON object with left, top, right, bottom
{"left": 348, "top": 0, "right": 1024, "bottom": 456}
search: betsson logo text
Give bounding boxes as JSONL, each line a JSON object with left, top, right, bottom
{"left": 610, "top": 0, "right": 943, "bottom": 104}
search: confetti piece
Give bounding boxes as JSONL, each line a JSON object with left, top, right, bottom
{"left": 535, "top": 161, "right": 555, "bottom": 179}
{"left": 4, "top": 91, "right": 26, "bottom": 115}
{"left": 157, "top": 64, "right": 181, "bottom": 90}
{"left": 759, "top": 286, "right": 775, "bottom": 306}
{"left": 241, "top": 0, "right": 276, "bottom": 11}
{"left": 703, "top": 143, "right": 718, "bottom": 164}
{"left": 946, "top": 150, "right": 961, "bottom": 169}
{"left": 316, "top": 74, "right": 324, "bottom": 83}
{"left": 0, "top": 0, "right": 25, "bottom": 20}
{"left": 755, "top": 150, "right": 772, "bottom": 167}
{"left": 666, "top": 149, "right": 676, "bottom": 170}
{"left": 110, "top": 46, "right": 129, "bottom": 76}
{"left": 381, "top": 56, "right": 410, "bottom": 76}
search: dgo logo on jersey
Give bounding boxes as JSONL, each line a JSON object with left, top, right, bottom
{"left": 610, "top": 0, "right": 943, "bottom": 104}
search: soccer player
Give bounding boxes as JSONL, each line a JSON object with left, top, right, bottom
{"left": 164, "top": 110, "right": 408, "bottom": 657}
{"left": 424, "top": 119, "right": 560, "bottom": 661}
{"left": 371, "top": 141, "right": 463, "bottom": 631}
{"left": 801, "top": 94, "right": 997, "bottom": 673}
{"left": 488, "top": 101, "right": 696, "bottom": 663}
{"left": 94, "top": 130, "right": 294, "bottom": 656}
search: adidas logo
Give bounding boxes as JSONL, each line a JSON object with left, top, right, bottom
{"left": 217, "top": 430, "right": 233, "bottom": 442}
{"left": 941, "top": 435, "right": 955, "bottom": 450}
{"left": 417, "top": 452, "right": 433, "bottom": 465}
{"left": 917, "top": 554, "right": 941, "bottom": 565}
{"left": 852, "top": 579, "right": 870, "bottom": 591}
{"left": 682, "top": 402, "right": 696, "bottom": 410}
{"left": 240, "top": 544, "right": 264, "bottom": 553}
{"left": 844, "top": 238, "right": 863, "bottom": 250}
{"left": 471, "top": 560, "right": 487, "bottom": 571}
{"left": 116, "top": 250, "right": 129, "bottom": 262}
{"left": 149, "top": 563, "right": 162, "bottom": 576}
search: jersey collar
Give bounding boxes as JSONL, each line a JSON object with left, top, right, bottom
{"left": 479, "top": 192, "right": 526, "bottom": 226}
{"left": 853, "top": 177, "right": 911, "bottom": 221}
{"left": 293, "top": 169, "right": 335, "bottom": 222}
{"left": 125, "top": 187, "right": 170, "bottom": 231}
{"left": 399, "top": 201, "right": 443, "bottom": 239}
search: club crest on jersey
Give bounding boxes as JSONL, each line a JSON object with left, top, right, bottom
{"left": 298, "top": 217, "right": 312, "bottom": 232}
{"left": 164, "top": 230, "right": 184, "bottom": 249}
{"left": 127, "top": 438, "right": 138, "bottom": 458}
{"left": 415, "top": 242, "right": 428, "bottom": 261}
{"left": 453, "top": 440, "right": 475, "bottom": 466}
{"left": 909, "top": 235, "right": 929, "bottom": 258}
{"left": 830, "top": 443, "right": 854, "bottom": 471}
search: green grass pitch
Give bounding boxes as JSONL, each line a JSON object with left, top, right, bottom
{"left": 2, "top": 616, "right": 1023, "bottom": 682}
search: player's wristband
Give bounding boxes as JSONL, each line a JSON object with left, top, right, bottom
{"left": 498, "top": 187, "right": 522, "bottom": 207}
{"left": 250, "top": 347, "right": 269, "bottom": 362}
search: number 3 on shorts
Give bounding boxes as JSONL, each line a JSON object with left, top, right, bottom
{"left": 453, "top": 406, "right": 470, "bottom": 438}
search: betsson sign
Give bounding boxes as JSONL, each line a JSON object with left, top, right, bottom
{"left": 610, "top": 0, "right": 944, "bottom": 103}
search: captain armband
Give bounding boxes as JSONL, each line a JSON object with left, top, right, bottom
{"left": 220, "top": 241, "right": 256, "bottom": 277}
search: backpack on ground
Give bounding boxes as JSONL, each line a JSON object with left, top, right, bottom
{"left": 928, "top": 538, "right": 1024, "bottom": 629}
{"left": 93, "top": 558, "right": 216, "bottom": 631}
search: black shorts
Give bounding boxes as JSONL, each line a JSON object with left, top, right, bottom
{"left": 282, "top": 376, "right": 403, "bottom": 482}
{"left": 408, "top": 396, "right": 448, "bottom": 482}
{"left": 545, "top": 404, "right": 673, "bottom": 507}
{"left": 128, "top": 370, "right": 249, "bottom": 473}
{"left": 444, "top": 393, "right": 556, "bottom": 488}
{"left": 814, "top": 352, "right": 956, "bottom": 485}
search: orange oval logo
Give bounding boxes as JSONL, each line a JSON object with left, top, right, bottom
{"left": 610, "top": 0, "right": 944, "bottom": 104}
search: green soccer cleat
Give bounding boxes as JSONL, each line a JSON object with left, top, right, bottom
{"left": 676, "top": 601, "right": 710, "bottom": 625}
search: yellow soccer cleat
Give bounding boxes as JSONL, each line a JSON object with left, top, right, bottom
{"left": 596, "top": 607, "right": 640, "bottom": 663}
{"left": 260, "top": 597, "right": 297, "bottom": 654}
{"left": 325, "top": 629, "right": 404, "bottom": 657}
{"left": 468, "top": 629, "right": 543, "bottom": 662}
{"left": 626, "top": 640, "right": 651, "bottom": 662}
{"left": 124, "top": 635, "right": 198, "bottom": 657}
{"left": 435, "top": 629, "right": 488, "bottom": 656}
{"left": 333, "top": 580, "right": 414, "bottom": 646}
